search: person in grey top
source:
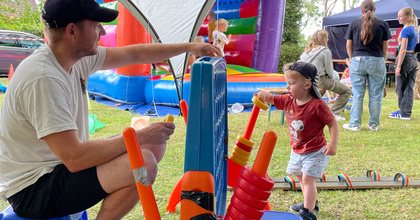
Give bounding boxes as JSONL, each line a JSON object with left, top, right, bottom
{"left": 300, "top": 30, "right": 352, "bottom": 121}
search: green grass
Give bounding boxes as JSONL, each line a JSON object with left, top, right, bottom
{"left": 0, "top": 78, "right": 419, "bottom": 219}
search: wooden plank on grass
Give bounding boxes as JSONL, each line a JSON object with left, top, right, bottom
{"left": 271, "top": 176, "right": 394, "bottom": 183}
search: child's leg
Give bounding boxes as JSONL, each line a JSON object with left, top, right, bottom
{"left": 296, "top": 175, "right": 304, "bottom": 193}
{"left": 300, "top": 146, "right": 330, "bottom": 211}
{"left": 301, "top": 174, "right": 317, "bottom": 211}
{"left": 325, "top": 90, "right": 334, "bottom": 103}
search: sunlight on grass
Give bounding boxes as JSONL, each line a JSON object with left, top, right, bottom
{"left": 0, "top": 78, "right": 419, "bottom": 219}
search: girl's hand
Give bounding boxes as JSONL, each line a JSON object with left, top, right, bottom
{"left": 395, "top": 66, "right": 401, "bottom": 77}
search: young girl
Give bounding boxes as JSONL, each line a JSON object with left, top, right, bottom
{"left": 389, "top": 7, "right": 419, "bottom": 120}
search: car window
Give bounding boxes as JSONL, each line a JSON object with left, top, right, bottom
{"left": 0, "top": 33, "right": 17, "bottom": 47}
{"left": 20, "top": 39, "right": 43, "bottom": 49}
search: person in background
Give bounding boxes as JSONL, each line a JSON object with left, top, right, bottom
{"left": 414, "top": 38, "right": 420, "bottom": 99}
{"left": 300, "top": 30, "right": 352, "bottom": 121}
{"left": 213, "top": 18, "right": 232, "bottom": 58}
{"left": 324, "top": 70, "right": 340, "bottom": 104}
{"left": 207, "top": 11, "right": 216, "bottom": 44}
{"left": 343, "top": 0, "right": 391, "bottom": 131}
{"left": 256, "top": 62, "right": 338, "bottom": 220}
{"left": 0, "top": 0, "right": 222, "bottom": 219}
{"left": 389, "top": 7, "right": 419, "bottom": 120}
{"left": 188, "top": 36, "right": 206, "bottom": 68}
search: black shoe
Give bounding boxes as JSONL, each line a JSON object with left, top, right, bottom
{"left": 290, "top": 200, "right": 319, "bottom": 213}
{"left": 299, "top": 207, "right": 317, "bottom": 220}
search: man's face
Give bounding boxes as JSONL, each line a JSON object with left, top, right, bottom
{"left": 74, "top": 20, "right": 106, "bottom": 57}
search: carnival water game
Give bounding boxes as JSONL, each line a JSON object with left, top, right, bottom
{"left": 87, "top": 0, "right": 286, "bottom": 106}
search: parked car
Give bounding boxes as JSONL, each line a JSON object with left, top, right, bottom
{"left": 0, "top": 30, "right": 44, "bottom": 76}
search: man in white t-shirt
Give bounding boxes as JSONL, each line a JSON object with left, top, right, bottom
{"left": 213, "top": 18, "right": 232, "bottom": 57}
{"left": 0, "top": 0, "right": 222, "bottom": 219}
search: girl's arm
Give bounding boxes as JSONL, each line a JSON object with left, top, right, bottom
{"left": 395, "top": 38, "right": 407, "bottom": 77}
{"left": 324, "top": 49, "right": 336, "bottom": 79}
{"left": 346, "top": 39, "right": 353, "bottom": 59}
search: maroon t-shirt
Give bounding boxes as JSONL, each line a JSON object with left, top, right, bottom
{"left": 273, "top": 95, "right": 335, "bottom": 154}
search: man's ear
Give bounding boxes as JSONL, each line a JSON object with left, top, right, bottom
{"left": 65, "top": 23, "right": 77, "bottom": 39}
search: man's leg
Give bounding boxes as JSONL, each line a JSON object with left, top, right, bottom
{"left": 96, "top": 150, "right": 158, "bottom": 219}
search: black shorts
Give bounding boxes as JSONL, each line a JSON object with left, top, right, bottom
{"left": 8, "top": 164, "right": 109, "bottom": 219}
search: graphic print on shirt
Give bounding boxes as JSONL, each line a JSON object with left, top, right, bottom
{"left": 214, "top": 32, "right": 220, "bottom": 46}
{"left": 289, "top": 120, "right": 304, "bottom": 140}
{"left": 286, "top": 109, "right": 304, "bottom": 140}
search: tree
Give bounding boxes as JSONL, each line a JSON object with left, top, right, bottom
{"left": 278, "top": 0, "right": 306, "bottom": 72}
{"left": 300, "top": 0, "right": 322, "bottom": 32}
{"left": 282, "top": 0, "right": 304, "bottom": 44}
{"left": 0, "top": 0, "right": 44, "bottom": 37}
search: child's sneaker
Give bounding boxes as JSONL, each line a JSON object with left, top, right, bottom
{"left": 389, "top": 110, "right": 401, "bottom": 119}
{"left": 343, "top": 124, "right": 360, "bottom": 131}
{"left": 299, "top": 207, "right": 317, "bottom": 220}
{"left": 369, "top": 124, "right": 379, "bottom": 131}
{"left": 290, "top": 200, "right": 319, "bottom": 213}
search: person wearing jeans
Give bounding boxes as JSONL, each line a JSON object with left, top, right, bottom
{"left": 389, "top": 7, "right": 419, "bottom": 120}
{"left": 348, "top": 56, "right": 386, "bottom": 127}
{"left": 343, "top": 0, "right": 391, "bottom": 131}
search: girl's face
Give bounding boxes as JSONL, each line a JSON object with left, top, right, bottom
{"left": 397, "top": 10, "right": 410, "bottom": 25}
{"left": 286, "top": 76, "right": 311, "bottom": 100}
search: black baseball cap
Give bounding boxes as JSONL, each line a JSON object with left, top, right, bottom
{"left": 42, "top": 0, "right": 119, "bottom": 28}
{"left": 287, "top": 62, "right": 323, "bottom": 99}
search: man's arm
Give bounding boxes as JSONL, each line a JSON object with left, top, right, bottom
{"left": 42, "top": 122, "right": 175, "bottom": 172}
{"left": 101, "top": 43, "right": 222, "bottom": 70}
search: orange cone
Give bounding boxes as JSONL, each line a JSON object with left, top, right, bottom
{"left": 8, "top": 64, "right": 14, "bottom": 81}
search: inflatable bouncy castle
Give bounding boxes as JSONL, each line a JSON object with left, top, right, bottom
{"left": 88, "top": 0, "right": 287, "bottom": 106}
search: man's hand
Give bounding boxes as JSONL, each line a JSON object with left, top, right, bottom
{"left": 191, "top": 43, "right": 223, "bottom": 57}
{"left": 136, "top": 122, "right": 175, "bottom": 163}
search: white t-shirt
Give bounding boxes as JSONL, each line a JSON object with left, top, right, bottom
{"left": 212, "top": 30, "right": 229, "bottom": 57}
{"left": 0, "top": 44, "right": 106, "bottom": 201}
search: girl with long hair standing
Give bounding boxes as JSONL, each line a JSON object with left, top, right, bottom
{"left": 389, "top": 7, "right": 419, "bottom": 120}
{"left": 343, "top": 0, "right": 392, "bottom": 131}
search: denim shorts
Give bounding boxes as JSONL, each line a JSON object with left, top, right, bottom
{"left": 286, "top": 146, "right": 330, "bottom": 178}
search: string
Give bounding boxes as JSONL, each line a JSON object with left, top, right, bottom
{"left": 146, "top": 16, "right": 160, "bottom": 118}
